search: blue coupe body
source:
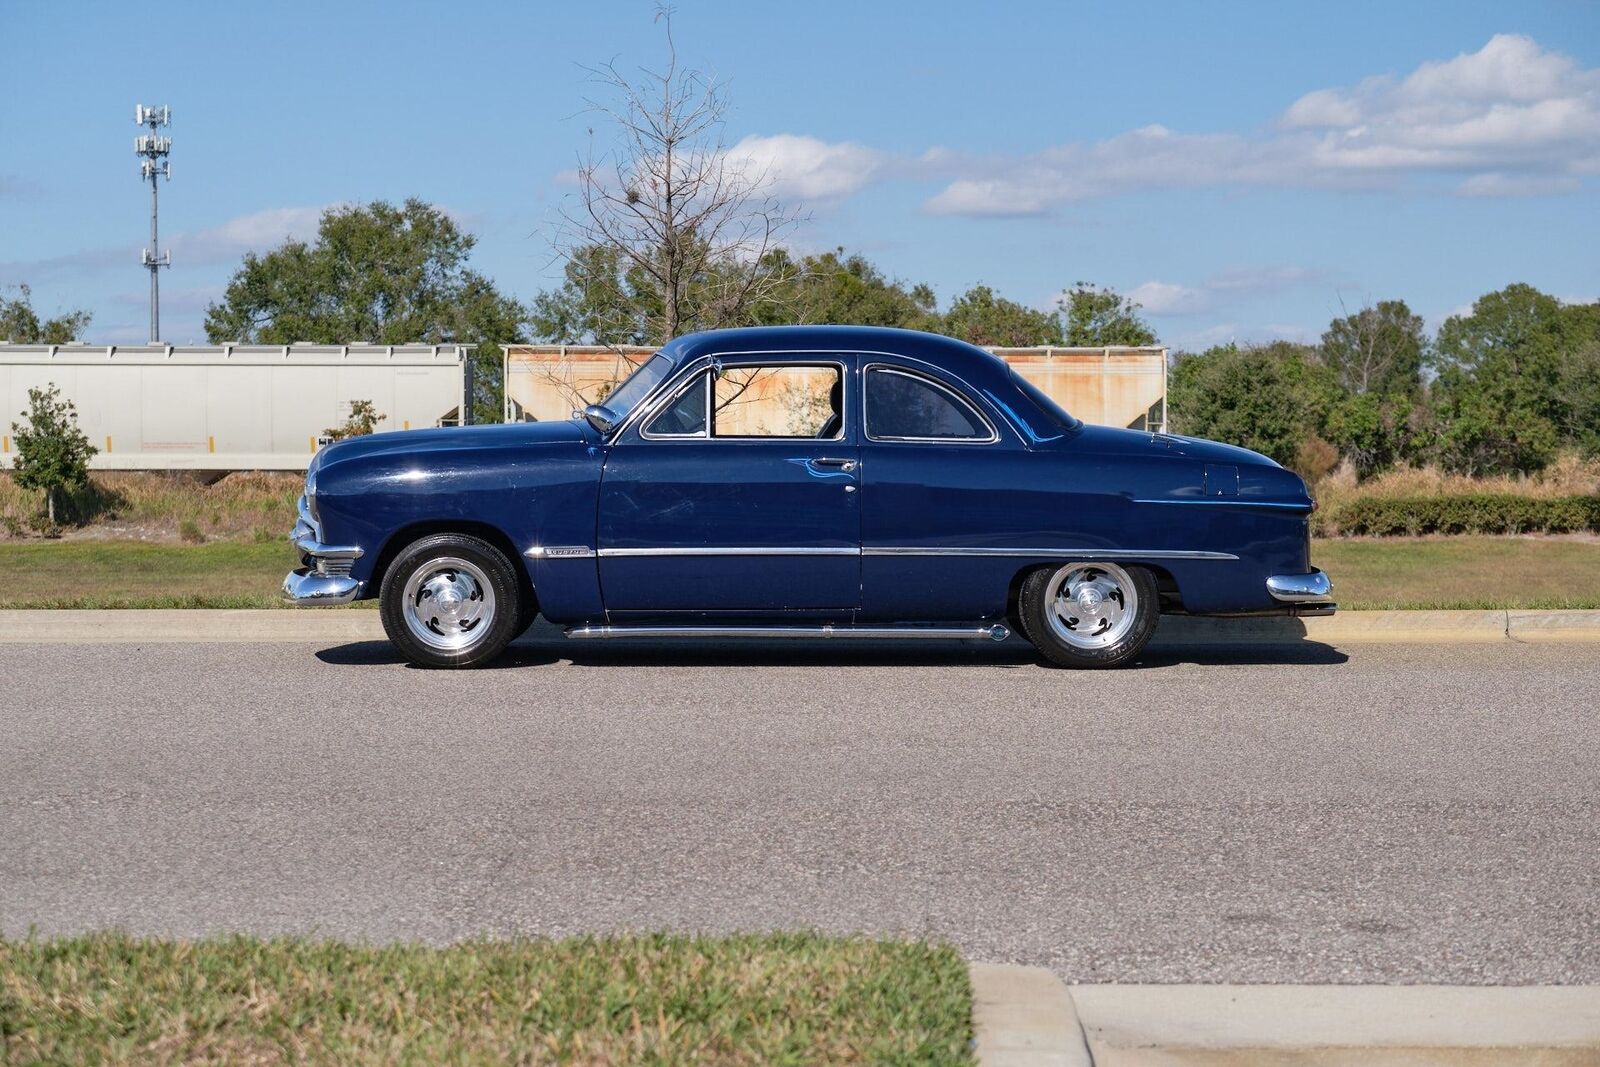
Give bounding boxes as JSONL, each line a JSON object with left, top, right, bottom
{"left": 287, "top": 326, "right": 1332, "bottom": 657}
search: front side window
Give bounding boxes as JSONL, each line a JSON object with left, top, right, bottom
{"left": 711, "top": 364, "right": 843, "bottom": 439}
{"left": 865, "top": 366, "right": 994, "bottom": 441}
{"left": 644, "top": 372, "right": 709, "bottom": 437}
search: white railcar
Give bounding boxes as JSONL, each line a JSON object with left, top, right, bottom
{"left": 0, "top": 344, "right": 468, "bottom": 471}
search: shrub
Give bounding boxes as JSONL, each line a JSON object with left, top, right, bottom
{"left": 1291, "top": 435, "right": 1340, "bottom": 485}
{"left": 178, "top": 519, "right": 206, "bottom": 544}
{"left": 10, "top": 384, "right": 98, "bottom": 523}
{"left": 324, "top": 399, "right": 386, "bottom": 441}
{"left": 1321, "top": 494, "right": 1600, "bottom": 537}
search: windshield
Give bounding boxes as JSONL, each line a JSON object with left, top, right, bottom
{"left": 1009, "top": 368, "right": 1081, "bottom": 433}
{"left": 596, "top": 353, "right": 674, "bottom": 421}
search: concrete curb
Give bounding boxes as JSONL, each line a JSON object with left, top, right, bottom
{"left": 969, "top": 967, "right": 1600, "bottom": 1065}
{"left": 1508, "top": 608, "right": 1600, "bottom": 642}
{"left": 0, "top": 609, "right": 385, "bottom": 643}
{"left": 1159, "top": 608, "right": 1600, "bottom": 644}
{"left": 0, "top": 608, "right": 1599, "bottom": 645}
{"left": 969, "top": 964, "right": 1092, "bottom": 1067}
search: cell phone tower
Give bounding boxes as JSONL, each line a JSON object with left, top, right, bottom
{"left": 134, "top": 105, "right": 172, "bottom": 343}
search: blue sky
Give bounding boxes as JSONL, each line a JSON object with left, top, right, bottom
{"left": 1, "top": 0, "right": 1596, "bottom": 349}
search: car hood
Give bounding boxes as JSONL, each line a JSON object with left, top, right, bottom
{"left": 314, "top": 419, "right": 594, "bottom": 470}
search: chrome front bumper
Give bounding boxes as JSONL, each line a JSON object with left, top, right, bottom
{"left": 1266, "top": 568, "right": 1335, "bottom": 615}
{"left": 284, "top": 495, "right": 365, "bottom": 606}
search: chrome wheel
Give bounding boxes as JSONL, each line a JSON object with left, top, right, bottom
{"left": 1045, "top": 562, "right": 1139, "bottom": 650}
{"left": 400, "top": 556, "right": 496, "bottom": 652}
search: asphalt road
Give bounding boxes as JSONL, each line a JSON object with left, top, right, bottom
{"left": 3, "top": 630, "right": 1597, "bottom": 984}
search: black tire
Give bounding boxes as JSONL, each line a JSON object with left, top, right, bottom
{"left": 1018, "top": 562, "right": 1159, "bottom": 669}
{"left": 379, "top": 533, "right": 523, "bottom": 669}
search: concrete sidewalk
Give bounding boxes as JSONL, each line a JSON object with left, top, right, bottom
{"left": 0, "top": 608, "right": 1598, "bottom": 644}
{"left": 970, "top": 966, "right": 1600, "bottom": 1065}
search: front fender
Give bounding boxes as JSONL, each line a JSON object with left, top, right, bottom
{"left": 313, "top": 441, "right": 606, "bottom": 619}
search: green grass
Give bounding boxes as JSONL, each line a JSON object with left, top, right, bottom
{"left": 0, "top": 932, "right": 973, "bottom": 1066}
{"left": 0, "top": 541, "right": 314, "bottom": 609}
{"left": 2, "top": 535, "right": 1596, "bottom": 611}
{"left": 1314, "top": 536, "right": 1600, "bottom": 610}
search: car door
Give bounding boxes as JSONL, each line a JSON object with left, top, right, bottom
{"left": 857, "top": 359, "right": 1029, "bottom": 620}
{"left": 596, "top": 355, "right": 861, "bottom": 614}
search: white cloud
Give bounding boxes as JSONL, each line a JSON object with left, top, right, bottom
{"left": 1128, "top": 281, "right": 1209, "bottom": 315}
{"left": 723, "top": 134, "right": 889, "bottom": 203}
{"left": 922, "top": 34, "right": 1600, "bottom": 216}
{"left": 1456, "top": 172, "right": 1581, "bottom": 197}
{"left": 1284, "top": 34, "right": 1600, "bottom": 182}
{"left": 1124, "top": 266, "right": 1324, "bottom": 317}
{"left": 170, "top": 205, "right": 331, "bottom": 265}
{"left": 1, "top": 205, "right": 334, "bottom": 284}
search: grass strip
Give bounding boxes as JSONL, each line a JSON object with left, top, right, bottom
{"left": 0, "top": 536, "right": 1594, "bottom": 612}
{"left": 0, "top": 932, "right": 973, "bottom": 1066}
{"left": 1312, "top": 536, "right": 1600, "bottom": 610}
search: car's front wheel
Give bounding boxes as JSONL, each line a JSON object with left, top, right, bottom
{"left": 1019, "top": 561, "right": 1159, "bottom": 669}
{"left": 379, "top": 533, "right": 522, "bottom": 669}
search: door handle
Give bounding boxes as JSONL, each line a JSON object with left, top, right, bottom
{"left": 812, "top": 457, "right": 856, "bottom": 472}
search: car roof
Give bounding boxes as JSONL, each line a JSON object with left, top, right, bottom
{"left": 661, "top": 325, "right": 1014, "bottom": 390}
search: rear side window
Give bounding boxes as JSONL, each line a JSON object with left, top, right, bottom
{"left": 865, "top": 367, "right": 994, "bottom": 442}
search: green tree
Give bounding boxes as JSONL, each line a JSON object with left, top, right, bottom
{"left": 940, "top": 285, "right": 1062, "bottom": 347}
{"left": 785, "top": 249, "right": 939, "bottom": 330}
{"left": 1168, "top": 342, "right": 1340, "bottom": 467}
{"left": 323, "top": 400, "right": 387, "bottom": 441}
{"left": 1323, "top": 392, "right": 1415, "bottom": 479}
{"left": 204, "top": 199, "right": 527, "bottom": 424}
{"left": 0, "top": 284, "right": 92, "bottom": 344}
{"left": 1425, "top": 284, "right": 1596, "bottom": 473}
{"left": 1425, "top": 379, "right": 1559, "bottom": 475}
{"left": 1556, "top": 340, "right": 1600, "bottom": 456}
{"left": 1318, "top": 299, "right": 1425, "bottom": 398}
{"left": 10, "top": 384, "right": 97, "bottom": 524}
{"left": 531, "top": 245, "right": 944, "bottom": 344}
{"left": 1057, "top": 283, "right": 1157, "bottom": 347}
{"left": 529, "top": 244, "right": 656, "bottom": 346}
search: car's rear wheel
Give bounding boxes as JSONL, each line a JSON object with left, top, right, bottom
{"left": 1019, "top": 561, "right": 1159, "bottom": 669}
{"left": 380, "top": 533, "right": 522, "bottom": 669}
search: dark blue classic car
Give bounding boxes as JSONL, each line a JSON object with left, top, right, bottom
{"left": 286, "top": 326, "right": 1333, "bottom": 668}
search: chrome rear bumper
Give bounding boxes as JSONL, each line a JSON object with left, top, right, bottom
{"left": 284, "top": 495, "right": 364, "bottom": 606}
{"left": 1266, "top": 568, "right": 1334, "bottom": 612}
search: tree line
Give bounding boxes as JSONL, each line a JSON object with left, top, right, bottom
{"left": 7, "top": 203, "right": 1596, "bottom": 483}
{"left": 1169, "top": 286, "right": 1600, "bottom": 480}
{"left": 6, "top": 12, "right": 1595, "bottom": 481}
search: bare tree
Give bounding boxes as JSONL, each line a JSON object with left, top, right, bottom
{"left": 1320, "top": 296, "right": 1425, "bottom": 397}
{"left": 558, "top": 7, "right": 804, "bottom": 343}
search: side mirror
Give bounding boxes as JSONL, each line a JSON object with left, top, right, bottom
{"left": 583, "top": 403, "right": 619, "bottom": 434}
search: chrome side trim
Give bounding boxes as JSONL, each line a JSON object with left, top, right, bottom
{"left": 1266, "top": 569, "right": 1334, "bottom": 603}
{"left": 862, "top": 546, "right": 1239, "bottom": 560}
{"left": 524, "top": 545, "right": 598, "bottom": 559}
{"left": 589, "top": 545, "right": 1238, "bottom": 560}
{"left": 1133, "top": 498, "right": 1314, "bottom": 511}
{"left": 598, "top": 546, "right": 859, "bottom": 558}
{"left": 567, "top": 623, "right": 1011, "bottom": 642}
